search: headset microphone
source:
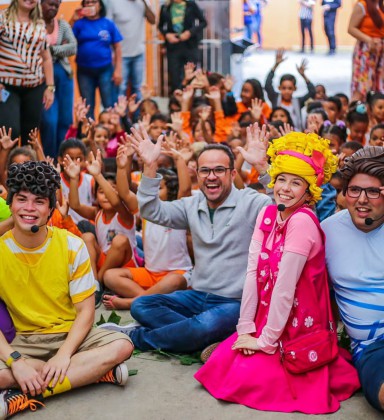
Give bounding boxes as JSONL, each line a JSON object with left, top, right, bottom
{"left": 277, "top": 190, "right": 310, "bottom": 212}
{"left": 30, "top": 224, "right": 46, "bottom": 233}
{"left": 364, "top": 213, "right": 384, "bottom": 226}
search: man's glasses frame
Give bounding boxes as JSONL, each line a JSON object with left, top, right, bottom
{"left": 346, "top": 186, "right": 382, "bottom": 199}
{"left": 197, "top": 166, "right": 233, "bottom": 178}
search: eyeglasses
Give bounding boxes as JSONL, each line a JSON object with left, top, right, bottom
{"left": 346, "top": 186, "right": 382, "bottom": 199}
{"left": 197, "top": 166, "right": 233, "bottom": 178}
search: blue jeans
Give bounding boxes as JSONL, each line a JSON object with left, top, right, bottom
{"left": 112, "top": 54, "right": 144, "bottom": 105}
{"left": 40, "top": 63, "right": 74, "bottom": 158}
{"left": 324, "top": 12, "right": 337, "bottom": 52}
{"left": 77, "top": 64, "right": 114, "bottom": 119}
{"left": 253, "top": 11, "right": 262, "bottom": 46}
{"left": 355, "top": 339, "right": 384, "bottom": 411}
{"left": 130, "top": 290, "right": 241, "bottom": 353}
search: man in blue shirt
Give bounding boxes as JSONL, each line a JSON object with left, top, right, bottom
{"left": 321, "top": 146, "right": 384, "bottom": 412}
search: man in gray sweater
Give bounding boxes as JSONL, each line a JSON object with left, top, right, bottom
{"left": 102, "top": 127, "right": 271, "bottom": 353}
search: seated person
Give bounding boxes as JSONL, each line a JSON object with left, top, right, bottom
{"left": 0, "top": 161, "right": 133, "bottom": 418}
{"left": 103, "top": 144, "right": 193, "bottom": 310}
{"left": 321, "top": 146, "right": 384, "bottom": 412}
{"left": 101, "top": 125, "right": 271, "bottom": 353}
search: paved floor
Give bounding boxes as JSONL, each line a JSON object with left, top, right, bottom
{"left": 231, "top": 48, "right": 353, "bottom": 101}
{"left": 18, "top": 306, "right": 381, "bottom": 420}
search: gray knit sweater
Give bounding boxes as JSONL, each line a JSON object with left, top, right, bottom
{"left": 50, "top": 19, "right": 77, "bottom": 76}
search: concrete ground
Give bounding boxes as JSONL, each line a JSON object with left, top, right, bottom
{"left": 18, "top": 306, "right": 381, "bottom": 420}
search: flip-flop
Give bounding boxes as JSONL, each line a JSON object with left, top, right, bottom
{"left": 102, "top": 294, "right": 118, "bottom": 310}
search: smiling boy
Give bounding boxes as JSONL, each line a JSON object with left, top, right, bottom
{"left": 0, "top": 161, "right": 133, "bottom": 419}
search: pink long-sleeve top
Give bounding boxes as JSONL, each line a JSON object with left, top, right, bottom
{"left": 237, "top": 207, "right": 322, "bottom": 353}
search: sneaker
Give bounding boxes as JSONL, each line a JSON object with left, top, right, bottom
{"left": 200, "top": 342, "right": 220, "bottom": 363}
{"left": 98, "top": 321, "right": 141, "bottom": 337}
{"left": 0, "top": 389, "right": 44, "bottom": 419}
{"left": 95, "top": 288, "right": 104, "bottom": 309}
{"left": 97, "top": 362, "right": 129, "bottom": 386}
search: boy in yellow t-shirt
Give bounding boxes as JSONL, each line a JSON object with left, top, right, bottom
{"left": 0, "top": 161, "right": 133, "bottom": 419}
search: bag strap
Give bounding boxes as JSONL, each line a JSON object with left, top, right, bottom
{"left": 286, "top": 207, "right": 335, "bottom": 333}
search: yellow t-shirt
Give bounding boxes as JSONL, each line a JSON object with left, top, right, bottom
{"left": 0, "top": 227, "right": 96, "bottom": 334}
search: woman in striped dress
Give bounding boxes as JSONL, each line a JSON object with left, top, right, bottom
{"left": 0, "top": 0, "right": 55, "bottom": 145}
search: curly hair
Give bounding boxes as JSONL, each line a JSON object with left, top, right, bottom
{"left": 341, "top": 146, "right": 384, "bottom": 194}
{"left": 6, "top": 161, "right": 61, "bottom": 208}
{"left": 267, "top": 132, "right": 338, "bottom": 204}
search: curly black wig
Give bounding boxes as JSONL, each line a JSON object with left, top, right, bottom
{"left": 6, "top": 161, "right": 61, "bottom": 208}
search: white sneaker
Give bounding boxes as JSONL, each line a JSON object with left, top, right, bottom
{"left": 98, "top": 321, "right": 141, "bottom": 336}
{"left": 98, "top": 362, "right": 129, "bottom": 386}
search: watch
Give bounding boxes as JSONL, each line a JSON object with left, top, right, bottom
{"left": 5, "top": 351, "right": 22, "bottom": 367}
{"left": 46, "top": 85, "right": 56, "bottom": 93}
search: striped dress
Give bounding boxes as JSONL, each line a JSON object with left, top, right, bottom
{"left": 0, "top": 12, "right": 47, "bottom": 87}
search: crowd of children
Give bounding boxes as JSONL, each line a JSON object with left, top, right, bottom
{"left": 0, "top": 49, "right": 383, "bottom": 307}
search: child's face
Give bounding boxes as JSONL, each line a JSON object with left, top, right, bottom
{"left": 194, "top": 120, "right": 213, "bottom": 142}
{"left": 349, "top": 121, "right": 368, "bottom": 144}
{"left": 99, "top": 112, "right": 114, "bottom": 134}
{"left": 315, "top": 85, "right": 326, "bottom": 100}
{"left": 149, "top": 120, "right": 167, "bottom": 139}
{"left": 336, "top": 191, "right": 347, "bottom": 212}
{"left": 271, "top": 109, "right": 288, "bottom": 123}
{"left": 96, "top": 180, "right": 116, "bottom": 210}
{"left": 323, "top": 101, "right": 339, "bottom": 123}
{"left": 140, "top": 101, "right": 159, "bottom": 117}
{"left": 60, "top": 147, "right": 86, "bottom": 170}
{"left": 369, "top": 128, "right": 384, "bottom": 146}
{"left": 338, "top": 96, "right": 349, "bottom": 120}
{"left": 11, "top": 154, "right": 32, "bottom": 164}
{"left": 371, "top": 99, "right": 384, "bottom": 122}
{"left": 229, "top": 139, "right": 243, "bottom": 158}
{"left": 341, "top": 146, "right": 358, "bottom": 158}
{"left": 240, "top": 82, "right": 255, "bottom": 105}
{"left": 159, "top": 179, "right": 168, "bottom": 201}
{"left": 330, "top": 176, "right": 343, "bottom": 194}
{"left": 279, "top": 80, "right": 296, "bottom": 102}
{"left": 94, "top": 127, "right": 109, "bottom": 146}
{"left": 323, "top": 133, "right": 341, "bottom": 154}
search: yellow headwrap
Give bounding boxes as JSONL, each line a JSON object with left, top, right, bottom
{"left": 267, "top": 132, "right": 337, "bottom": 204}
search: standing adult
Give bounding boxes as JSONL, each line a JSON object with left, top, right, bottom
{"left": 71, "top": 0, "right": 123, "bottom": 119}
{"left": 40, "top": 0, "right": 77, "bottom": 158}
{"left": 348, "top": 0, "right": 384, "bottom": 101}
{"left": 158, "top": 0, "right": 207, "bottom": 93}
{"left": 298, "top": 0, "right": 315, "bottom": 53}
{"left": 321, "top": 0, "right": 341, "bottom": 55}
{"left": 0, "top": 0, "right": 54, "bottom": 146}
{"left": 106, "top": 0, "right": 156, "bottom": 103}
{"left": 321, "top": 147, "right": 384, "bottom": 412}
{"left": 101, "top": 126, "right": 271, "bottom": 353}
{"left": 252, "top": 0, "right": 268, "bottom": 48}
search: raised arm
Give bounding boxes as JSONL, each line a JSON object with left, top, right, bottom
{"left": 116, "top": 139, "right": 139, "bottom": 214}
{"left": 86, "top": 150, "right": 134, "bottom": 226}
{"left": 63, "top": 155, "right": 98, "bottom": 220}
{"left": 128, "top": 125, "right": 190, "bottom": 229}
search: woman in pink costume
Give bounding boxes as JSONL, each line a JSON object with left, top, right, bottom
{"left": 195, "top": 126, "right": 360, "bottom": 414}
